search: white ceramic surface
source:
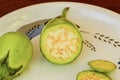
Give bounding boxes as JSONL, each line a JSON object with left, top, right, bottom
{"left": 0, "top": 2, "right": 120, "bottom": 80}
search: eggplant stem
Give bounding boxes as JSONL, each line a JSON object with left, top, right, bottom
{"left": 62, "top": 7, "right": 70, "bottom": 18}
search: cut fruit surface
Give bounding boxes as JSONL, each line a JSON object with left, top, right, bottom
{"left": 77, "top": 70, "right": 111, "bottom": 80}
{"left": 40, "top": 22, "right": 82, "bottom": 64}
{"left": 40, "top": 7, "right": 83, "bottom": 64}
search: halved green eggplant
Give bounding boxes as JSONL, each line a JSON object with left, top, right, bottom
{"left": 40, "top": 7, "right": 83, "bottom": 64}
{"left": 0, "top": 32, "right": 33, "bottom": 80}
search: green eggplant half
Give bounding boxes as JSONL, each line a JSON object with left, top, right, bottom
{"left": 0, "top": 32, "right": 33, "bottom": 80}
{"left": 40, "top": 7, "right": 83, "bottom": 64}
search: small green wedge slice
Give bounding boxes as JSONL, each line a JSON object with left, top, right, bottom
{"left": 88, "top": 59, "right": 117, "bottom": 73}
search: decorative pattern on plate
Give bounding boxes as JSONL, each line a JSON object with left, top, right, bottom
{"left": 94, "top": 33, "right": 120, "bottom": 47}
{"left": 83, "top": 40, "right": 96, "bottom": 52}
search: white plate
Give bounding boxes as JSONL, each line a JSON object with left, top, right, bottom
{"left": 0, "top": 2, "right": 120, "bottom": 80}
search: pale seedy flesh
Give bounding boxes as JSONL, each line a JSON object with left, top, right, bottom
{"left": 77, "top": 70, "right": 111, "bottom": 80}
{"left": 43, "top": 25, "right": 81, "bottom": 61}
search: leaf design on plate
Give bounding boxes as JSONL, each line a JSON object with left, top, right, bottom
{"left": 94, "top": 33, "right": 120, "bottom": 47}
{"left": 83, "top": 40, "right": 96, "bottom": 52}
{"left": 77, "top": 27, "right": 96, "bottom": 52}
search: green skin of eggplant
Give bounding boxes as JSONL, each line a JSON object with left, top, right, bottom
{"left": 40, "top": 7, "right": 83, "bottom": 64}
{"left": 0, "top": 32, "right": 33, "bottom": 80}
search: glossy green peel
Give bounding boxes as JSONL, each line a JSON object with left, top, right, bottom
{"left": 0, "top": 32, "right": 33, "bottom": 80}
{"left": 40, "top": 7, "right": 83, "bottom": 64}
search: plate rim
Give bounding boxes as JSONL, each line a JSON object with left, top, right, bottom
{"left": 0, "top": 1, "right": 120, "bottom": 20}
{"left": 0, "top": 1, "right": 120, "bottom": 80}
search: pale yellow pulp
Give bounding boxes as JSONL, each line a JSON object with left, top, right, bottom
{"left": 44, "top": 27, "right": 79, "bottom": 60}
